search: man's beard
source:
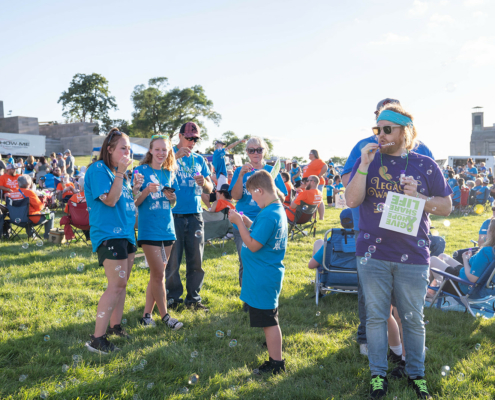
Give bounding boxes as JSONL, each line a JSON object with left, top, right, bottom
{"left": 306, "top": 183, "right": 311, "bottom": 190}
{"left": 380, "top": 136, "right": 405, "bottom": 155}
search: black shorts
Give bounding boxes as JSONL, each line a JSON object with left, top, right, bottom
{"left": 97, "top": 239, "right": 137, "bottom": 267}
{"left": 294, "top": 181, "right": 301, "bottom": 188}
{"left": 443, "top": 264, "right": 463, "bottom": 295}
{"left": 138, "top": 240, "right": 175, "bottom": 248}
{"left": 248, "top": 305, "right": 279, "bottom": 328}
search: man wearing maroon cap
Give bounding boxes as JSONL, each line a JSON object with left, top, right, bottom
{"left": 166, "top": 122, "right": 214, "bottom": 312}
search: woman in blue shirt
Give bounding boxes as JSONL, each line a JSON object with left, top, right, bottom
{"left": 289, "top": 161, "right": 302, "bottom": 188}
{"left": 134, "top": 135, "right": 183, "bottom": 331}
{"left": 84, "top": 128, "right": 142, "bottom": 354}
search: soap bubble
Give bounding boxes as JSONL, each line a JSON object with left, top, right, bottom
{"left": 43, "top": 335, "right": 50, "bottom": 341}
{"left": 36, "top": 240, "right": 43, "bottom": 247}
{"left": 180, "top": 387, "right": 189, "bottom": 394}
{"left": 216, "top": 330, "right": 224, "bottom": 338}
{"left": 19, "top": 374, "right": 27, "bottom": 382}
{"left": 97, "top": 312, "right": 105, "bottom": 319}
{"left": 99, "top": 194, "right": 107, "bottom": 201}
{"left": 365, "top": 252, "right": 371, "bottom": 258}
{"left": 443, "top": 220, "right": 451, "bottom": 227}
{"left": 76, "top": 263, "right": 84, "bottom": 272}
{"left": 113, "top": 252, "right": 117, "bottom": 257}
{"left": 140, "top": 359, "right": 147, "bottom": 366}
{"left": 418, "top": 240, "right": 426, "bottom": 247}
{"left": 130, "top": 306, "right": 135, "bottom": 312}
{"left": 360, "top": 257, "right": 368, "bottom": 265}
{"left": 401, "top": 152, "right": 407, "bottom": 159}
{"left": 376, "top": 203, "right": 385, "bottom": 212}
{"left": 401, "top": 254, "right": 408, "bottom": 262}
{"left": 364, "top": 233, "right": 370, "bottom": 239}
{"left": 440, "top": 365, "right": 450, "bottom": 377}
{"left": 62, "top": 364, "right": 69, "bottom": 373}
{"left": 316, "top": 311, "right": 321, "bottom": 317}
{"left": 475, "top": 343, "right": 481, "bottom": 351}
{"left": 376, "top": 238, "right": 382, "bottom": 243}
{"left": 40, "top": 389, "right": 49, "bottom": 399}
{"left": 427, "top": 170, "right": 432, "bottom": 175}
{"left": 368, "top": 245, "right": 376, "bottom": 253}
{"left": 229, "top": 339, "right": 237, "bottom": 347}
{"left": 227, "top": 330, "right": 231, "bottom": 336}
{"left": 147, "top": 382, "right": 154, "bottom": 390}
{"left": 457, "top": 372, "right": 465, "bottom": 381}
{"left": 302, "top": 205, "right": 309, "bottom": 211}
{"left": 122, "top": 319, "right": 127, "bottom": 325}
{"left": 70, "top": 252, "right": 76, "bottom": 258}
{"left": 19, "top": 324, "right": 27, "bottom": 330}
{"left": 194, "top": 230, "right": 202, "bottom": 238}
{"left": 188, "top": 373, "right": 199, "bottom": 385}
{"left": 222, "top": 252, "right": 227, "bottom": 256}
{"left": 119, "top": 271, "right": 126, "bottom": 278}
{"left": 404, "top": 312, "right": 413, "bottom": 320}
{"left": 191, "top": 351, "right": 198, "bottom": 358}
{"left": 15, "top": 218, "right": 21, "bottom": 223}
{"left": 22, "top": 243, "right": 29, "bottom": 249}
{"left": 113, "top": 227, "right": 122, "bottom": 234}
{"left": 115, "top": 265, "right": 121, "bottom": 271}
{"left": 72, "top": 354, "right": 82, "bottom": 362}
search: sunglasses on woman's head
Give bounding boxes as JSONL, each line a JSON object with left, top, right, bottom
{"left": 184, "top": 137, "right": 200, "bottom": 143}
{"left": 151, "top": 134, "right": 169, "bottom": 140}
{"left": 107, "top": 130, "right": 123, "bottom": 143}
{"left": 247, "top": 147, "right": 263, "bottom": 154}
{"left": 372, "top": 125, "right": 401, "bottom": 135}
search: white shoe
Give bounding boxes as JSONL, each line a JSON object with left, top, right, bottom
{"left": 360, "top": 343, "right": 369, "bottom": 356}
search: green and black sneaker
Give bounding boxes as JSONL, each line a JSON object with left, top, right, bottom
{"left": 408, "top": 377, "right": 432, "bottom": 399}
{"left": 369, "top": 375, "right": 388, "bottom": 399}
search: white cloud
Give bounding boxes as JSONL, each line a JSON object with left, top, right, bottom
{"left": 457, "top": 36, "right": 495, "bottom": 67}
{"left": 429, "top": 13, "right": 455, "bottom": 24}
{"left": 370, "top": 33, "right": 411, "bottom": 45}
{"left": 409, "top": 0, "right": 429, "bottom": 16}
{"left": 463, "top": 0, "right": 485, "bottom": 7}
{"left": 473, "top": 11, "right": 487, "bottom": 18}
{"left": 439, "top": 0, "right": 449, "bottom": 5}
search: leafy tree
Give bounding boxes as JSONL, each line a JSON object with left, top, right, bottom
{"left": 131, "top": 77, "right": 221, "bottom": 140}
{"left": 330, "top": 156, "right": 348, "bottom": 166}
{"left": 58, "top": 73, "right": 117, "bottom": 129}
{"left": 291, "top": 156, "right": 307, "bottom": 164}
{"left": 96, "top": 118, "right": 133, "bottom": 136}
{"left": 205, "top": 132, "right": 274, "bottom": 161}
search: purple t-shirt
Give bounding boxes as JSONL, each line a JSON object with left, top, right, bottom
{"left": 349, "top": 151, "right": 452, "bottom": 265}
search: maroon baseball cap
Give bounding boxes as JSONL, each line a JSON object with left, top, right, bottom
{"left": 179, "top": 122, "right": 200, "bottom": 138}
{"left": 375, "top": 98, "right": 400, "bottom": 113}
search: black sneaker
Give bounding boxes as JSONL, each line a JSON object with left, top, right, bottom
{"left": 387, "top": 349, "right": 402, "bottom": 364}
{"left": 408, "top": 377, "right": 432, "bottom": 399}
{"left": 85, "top": 334, "right": 120, "bottom": 354}
{"left": 162, "top": 313, "right": 183, "bottom": 331}
{"left": 167, "top": 298, "right": 183, "bottom": 310}
{"left": 139, "top": 313, "right": 156, "bottom": 327}
{"left": 107, "top": 324, "right": 131, "bottom": 339}
{"left": 369, "top": 375, "right": 388, "bottom": 399}
{"left": 390, "top": 360, "right": 406, "bottom": 379}
{"left": 186, "top": 302, "right": 209, "bottom": 312}
{"left": 253, "top": 357, "right": 286, "bottom": 375}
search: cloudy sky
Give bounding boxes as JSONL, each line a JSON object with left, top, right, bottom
{"left": 1, "top": 0, "right": 494, "bottom": 162}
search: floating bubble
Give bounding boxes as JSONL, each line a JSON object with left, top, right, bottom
{"left": 119, "top": 271, "right": 126, "bottom": 278}
{"left": 140, "top": 359, "right": 147, "bottom": 367}
{"left": 180, "top": 387, "right": 189, "bottom": 394}
{"left": 443, "top": 220, "right": 450, "bottom": 227}
{"left": 376, "top": 238, "right": 382, "bottom": 243}
{"left": 130, "top": 306, "right": 135, "bottom": 312}
{"left": 216, "top": 330, "right": 224, "bottom": 338}
{"left": 320, "top": 365, "right": 324, "bottom": 369}
{"left": 122, "top": 319, "right": 127, "bottom": 325}
{"left": 189, "top": 373, "right": 199, "bottom": 385}
{"left": 44, "top": 335, "right": 50, "bottom": 341}
{"left": 314, "top": 323, "right": 318, "bottom": 328}
{"left": 368, "top": 245, "right": 376, "bottom": 253}
{"left": 453, "top": 251, "right": 458, "bottom": 257}
{"left": 360, "top": 257, "right": 368, "bottom": 265}
{"left": 418, "top": 240, "right": 426, "bottom": 247}
{"left": 227, "top": 330, "right": 231, "bottom": 336}
{"left": 365, "top": 252, "right": 371, "bottom": 258}
{"left": 191, "top": 351, "right": 198, "bottom": 358}
{"left": 113, "top": 227, "right": 122, "bottom": 234}
{"left": 364, "top": 233, "right": 370, "bottom": 239}
{"left": 440, "top": 365, "right": 450, "bottom": 377}
{"left": 457, "top": 372, "right": 465, "bottom": 381}
{"left": 229, "top": 339, "right": 237, "bottom": 347}
{"left": 222, "top": 252, "right": 227, "bottom": 256}
{"left": 19, "top": 324, "right": 27, "bottom": 330}
{"left": 113, "top": 252, "right": 118, "bottom": 257}
{"left": 426, "top": 169, "right": 432, "bottom": 175}
{"left": 425, "top": 320, "right": 429, "bottom": 325}
{"left": 62, "top": 364, "right": 69, "bottom": 373}
{"left": 36, "top": 240, "right": 43, "bottom": 247}
{"left": 115, "top": 265, "right": 121, "bottom": 271}
{"left": 401, "top": 254, "right": 408, "bottom": 262}
{"left": 19, "top": 374, "right": 27, "bottom": 382}
{"left": 72, "top": 354, "right": 82, "bottom": 362}
{"left": 420, "top": 188, "right": 426, "bottom": 193}
{"left": 419, "top": 163, "right": 423, "bottom": 167}
{"left": 475, "top": 343, "right": 481, "bottom": 351}
{"left": 404, "top": 312, "right": 413, "bottom": 320}
{"left": 76, "top": 310, "right": 84, "bottom": 317}
{"left": 316, "top": 311, "right": 321, "bottom": 317}
{"left": 432, "top": 207, "right": 437, "bottom": 212}
{"left": 97, "top": 312, "right": 105, "bottom": 319}
{"left": 147, "top": 382, "right": 154, "bottom": 390}
{"left": 401, "top": 152, "right": 407, "bottom": 159}
{"left": 376, "top": 203, "right": 385, "bottom": 212}
{"left": 22, "top": 243, "right": 29, "bottom": 249}
{"left": 99, "top": 194, "right": 107, "bottom": 201}
{"left": 194, "top": 230, "right": 202, "bottom": 238}
{"left": 133, "top": 395, "right": 141, "bottom": 400}
{"left": 70, "top": 252, "right": 76, "bottom": 258}
{"left": 40, "top": 389, "right": 49, "bottom": 399}
{"left": 76, "top": 263, "right": 84, "bottom": 272}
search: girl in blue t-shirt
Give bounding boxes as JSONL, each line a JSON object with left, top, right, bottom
{"left": 84, "top": 129, "right": 142, "bottom": 355}
{"left": 134, "top": 135, "right": 183, "bottom": 331}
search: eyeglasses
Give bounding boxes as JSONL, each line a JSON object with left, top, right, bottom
{"left": 184, "top": 137, "right": 200, "bottom": 143}
{"left": 247, "top": 147, "right": 263, "bottom": 154}
{"left": 372, "top": 125, "right": 401, "bottom": 135}
{"left": 107, "top": 130, "right": 123, "bottom": 143}
{"left": 151, "top": 134, "right": 169, "bottom": 140}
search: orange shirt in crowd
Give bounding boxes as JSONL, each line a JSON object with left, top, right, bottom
{"left": 0, "top": 174, "right": 20, "bottom": 191}
{"left": 57, "top": 182, "right": 75, "bottom": 198}
{"left": 64, "top": 191, "right": 86, "bottom": 213}
{"left": 286, "top": 188, "right": 322, "bottom": 222}
{"left": 303, "top": 159, "right": 326, "bottom": 185}
{"left": 284, "top": 181, "right": 293, "bottom": 204}
{"left": 214, "top": 199, "right": 235, "bottom": 212}
{"left": 7, "top": 188, "right": 44, "bottom": 223}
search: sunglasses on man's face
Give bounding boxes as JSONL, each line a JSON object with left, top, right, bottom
{"left": 184, "top": 137, "right": 200, "bottom": 143}
{"left": 372, "top": 125, "right": 401, "bottom": 135}
{"left": 247, "top": 147, "right": 263, "bottom": 154}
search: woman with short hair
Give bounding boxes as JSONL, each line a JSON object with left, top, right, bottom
{"left": 35, "top": 156, "right": 49, "bottom": 184}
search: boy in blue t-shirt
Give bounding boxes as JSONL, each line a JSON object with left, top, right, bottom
{"left": 228, "top": 170, "right": 288, "bottom": 376}
{"left": 325, "top": 178, "right": 334, "bottom": 205}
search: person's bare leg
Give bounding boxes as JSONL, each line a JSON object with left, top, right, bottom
{"left": 313, "top": 239, "right": 324, "bottom": 256}
{"left": 318, "top": 202, "right": 325, "bottom": 220}
{"left": 143, "top": 245, "right": 172, "bottom": 319}
{"left": 392, "top": 307, "right": 405, "bottom": 357}
{"left": 388, "top": 305, "right": 401, "bottom": 347}
{"left": 264, "top": 325, "right": 282, "bottom": 360}
{"left": 109, "top": 254, "right": 135, "bottom": 329}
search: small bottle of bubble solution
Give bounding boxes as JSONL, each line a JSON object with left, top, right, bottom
{"left": 400, "top": 170, "right": 406, "bottom": 185}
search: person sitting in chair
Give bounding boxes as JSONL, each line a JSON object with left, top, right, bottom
{"left": 7, "top": 175, "right": 55, "bottom": 239}
{"left": 280, "top": 172, "right": 293, "bottom": 206}
{"left": 64, "top": 176, "right": 86, "bottom": 213}
{"left": 475, "top": 178, "right": 490, "bottom": 204}
{"left": 56, "top": 174, "right": 76, "bottom": 202}
{"left": 286, "top": 175, "right": 323, "bottom": 221}
{"left": 209, "top": 184, "right": 235, "bottom": 213}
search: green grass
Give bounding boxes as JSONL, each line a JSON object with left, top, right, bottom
{"left": 0, "top": 207, "right": 494, "bottom": 399}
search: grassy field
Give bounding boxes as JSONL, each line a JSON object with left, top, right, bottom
{"left": 0, "top": 203, "right": 494, "bottom": 400}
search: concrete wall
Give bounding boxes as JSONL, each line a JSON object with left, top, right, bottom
{"left": 39, "top": 122, "right": 97, "bottom": 139}
{"left": 0, "top": 116, "right": 40, "bottom": 135}
{"left": 45, "top": 138, "right": 64, "bottom": 156}
{"left": 0, "top": 101, "right": 3, "bottom": 119}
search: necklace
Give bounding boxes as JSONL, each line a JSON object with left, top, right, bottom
{"left": 174, "top": 146, "right": 195, "bottom": 175}
{"left": 380, "top": 150, "right": 409, "bottom": 185}
{"left": 260, "top": 198, "right": 280, "bottom": 212}
{"left": 150, "top": 165, "right": 170, "bottom": 187}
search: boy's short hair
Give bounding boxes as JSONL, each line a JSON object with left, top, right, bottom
{"left": 334, "top": 175, "right": 341, "bottom": 181}
{"left": 246, "top": 170, "right": 277, "bottom": 195}
{"left": 466, "top": 180, "right": 475, "bottom": 188}
{"left": 327, "top": 178, "right": 334, "bottom": 185}
{"left": 281, "top": 172, "right": 290, "bottom": 182}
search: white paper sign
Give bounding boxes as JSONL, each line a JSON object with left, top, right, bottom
{"left": 378, "top": 192, "right": 425, "bottom": 236}
{"left": 335, "top": 192, "right": 347, "bottom": 209}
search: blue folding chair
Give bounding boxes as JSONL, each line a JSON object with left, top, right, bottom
{"left": 314, "top": 228, "right": 358, "bottom": 306}
{"left": 428, "top": 260, "right": 495, "bottom": 317}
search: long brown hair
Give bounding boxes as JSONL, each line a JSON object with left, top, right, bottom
{"left": 140, "top": 135, "right": 177, "bottom": 172}
{"left": 310, "top": 149, "right": 320, "bottom": 159}
{"left": 98, "top": 128, "right": 130, "bottom": 169}
{"left": 482, "top": 218, "right": 495, "bottom": 248}
{"left": 377, "top": 103, "right": 419, "bottom": 151}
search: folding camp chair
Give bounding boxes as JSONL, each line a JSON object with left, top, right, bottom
{"left": 6, "top": 196, "right": 48, "bottom": 241}
{"left": 428, "top": 261, "right": 495, "bottom": 317}
{"left": 455, "top": 187, "right": 471, "bottom": 215}
{"left": 287, "top": 201, "right": 318, "bottom": 240}
{"left": 203, "top": 208, "right": 232, "bottom": 248}
{"left": 66, "top": 200, "right": 90, "bottom": 244}
{"left": 314, "top": 228, "right": 358, "bottom": 306}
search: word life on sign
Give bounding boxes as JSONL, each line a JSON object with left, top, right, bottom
{"left": 378, "top": 192, "right": 425, "bottom": 237}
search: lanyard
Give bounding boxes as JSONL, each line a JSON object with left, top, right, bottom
{"left": 174, "top": 146, "right": 195, "bottom": 175}
{"left": 151, "top": 167, "right": 170, "bottom": 187}
{"left": 380, "top": 151, "right": 409, "bottom": 185}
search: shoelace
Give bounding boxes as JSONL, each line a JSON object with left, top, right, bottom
{"left": 371, "top": 376, "right": 384, "bottom": 391}
{"left": 414, "top": 379, "right": 429, "bottom": 393}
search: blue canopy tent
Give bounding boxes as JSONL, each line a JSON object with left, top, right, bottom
{"left": 92, "top": 142, "right": 148, "bottom": 161}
